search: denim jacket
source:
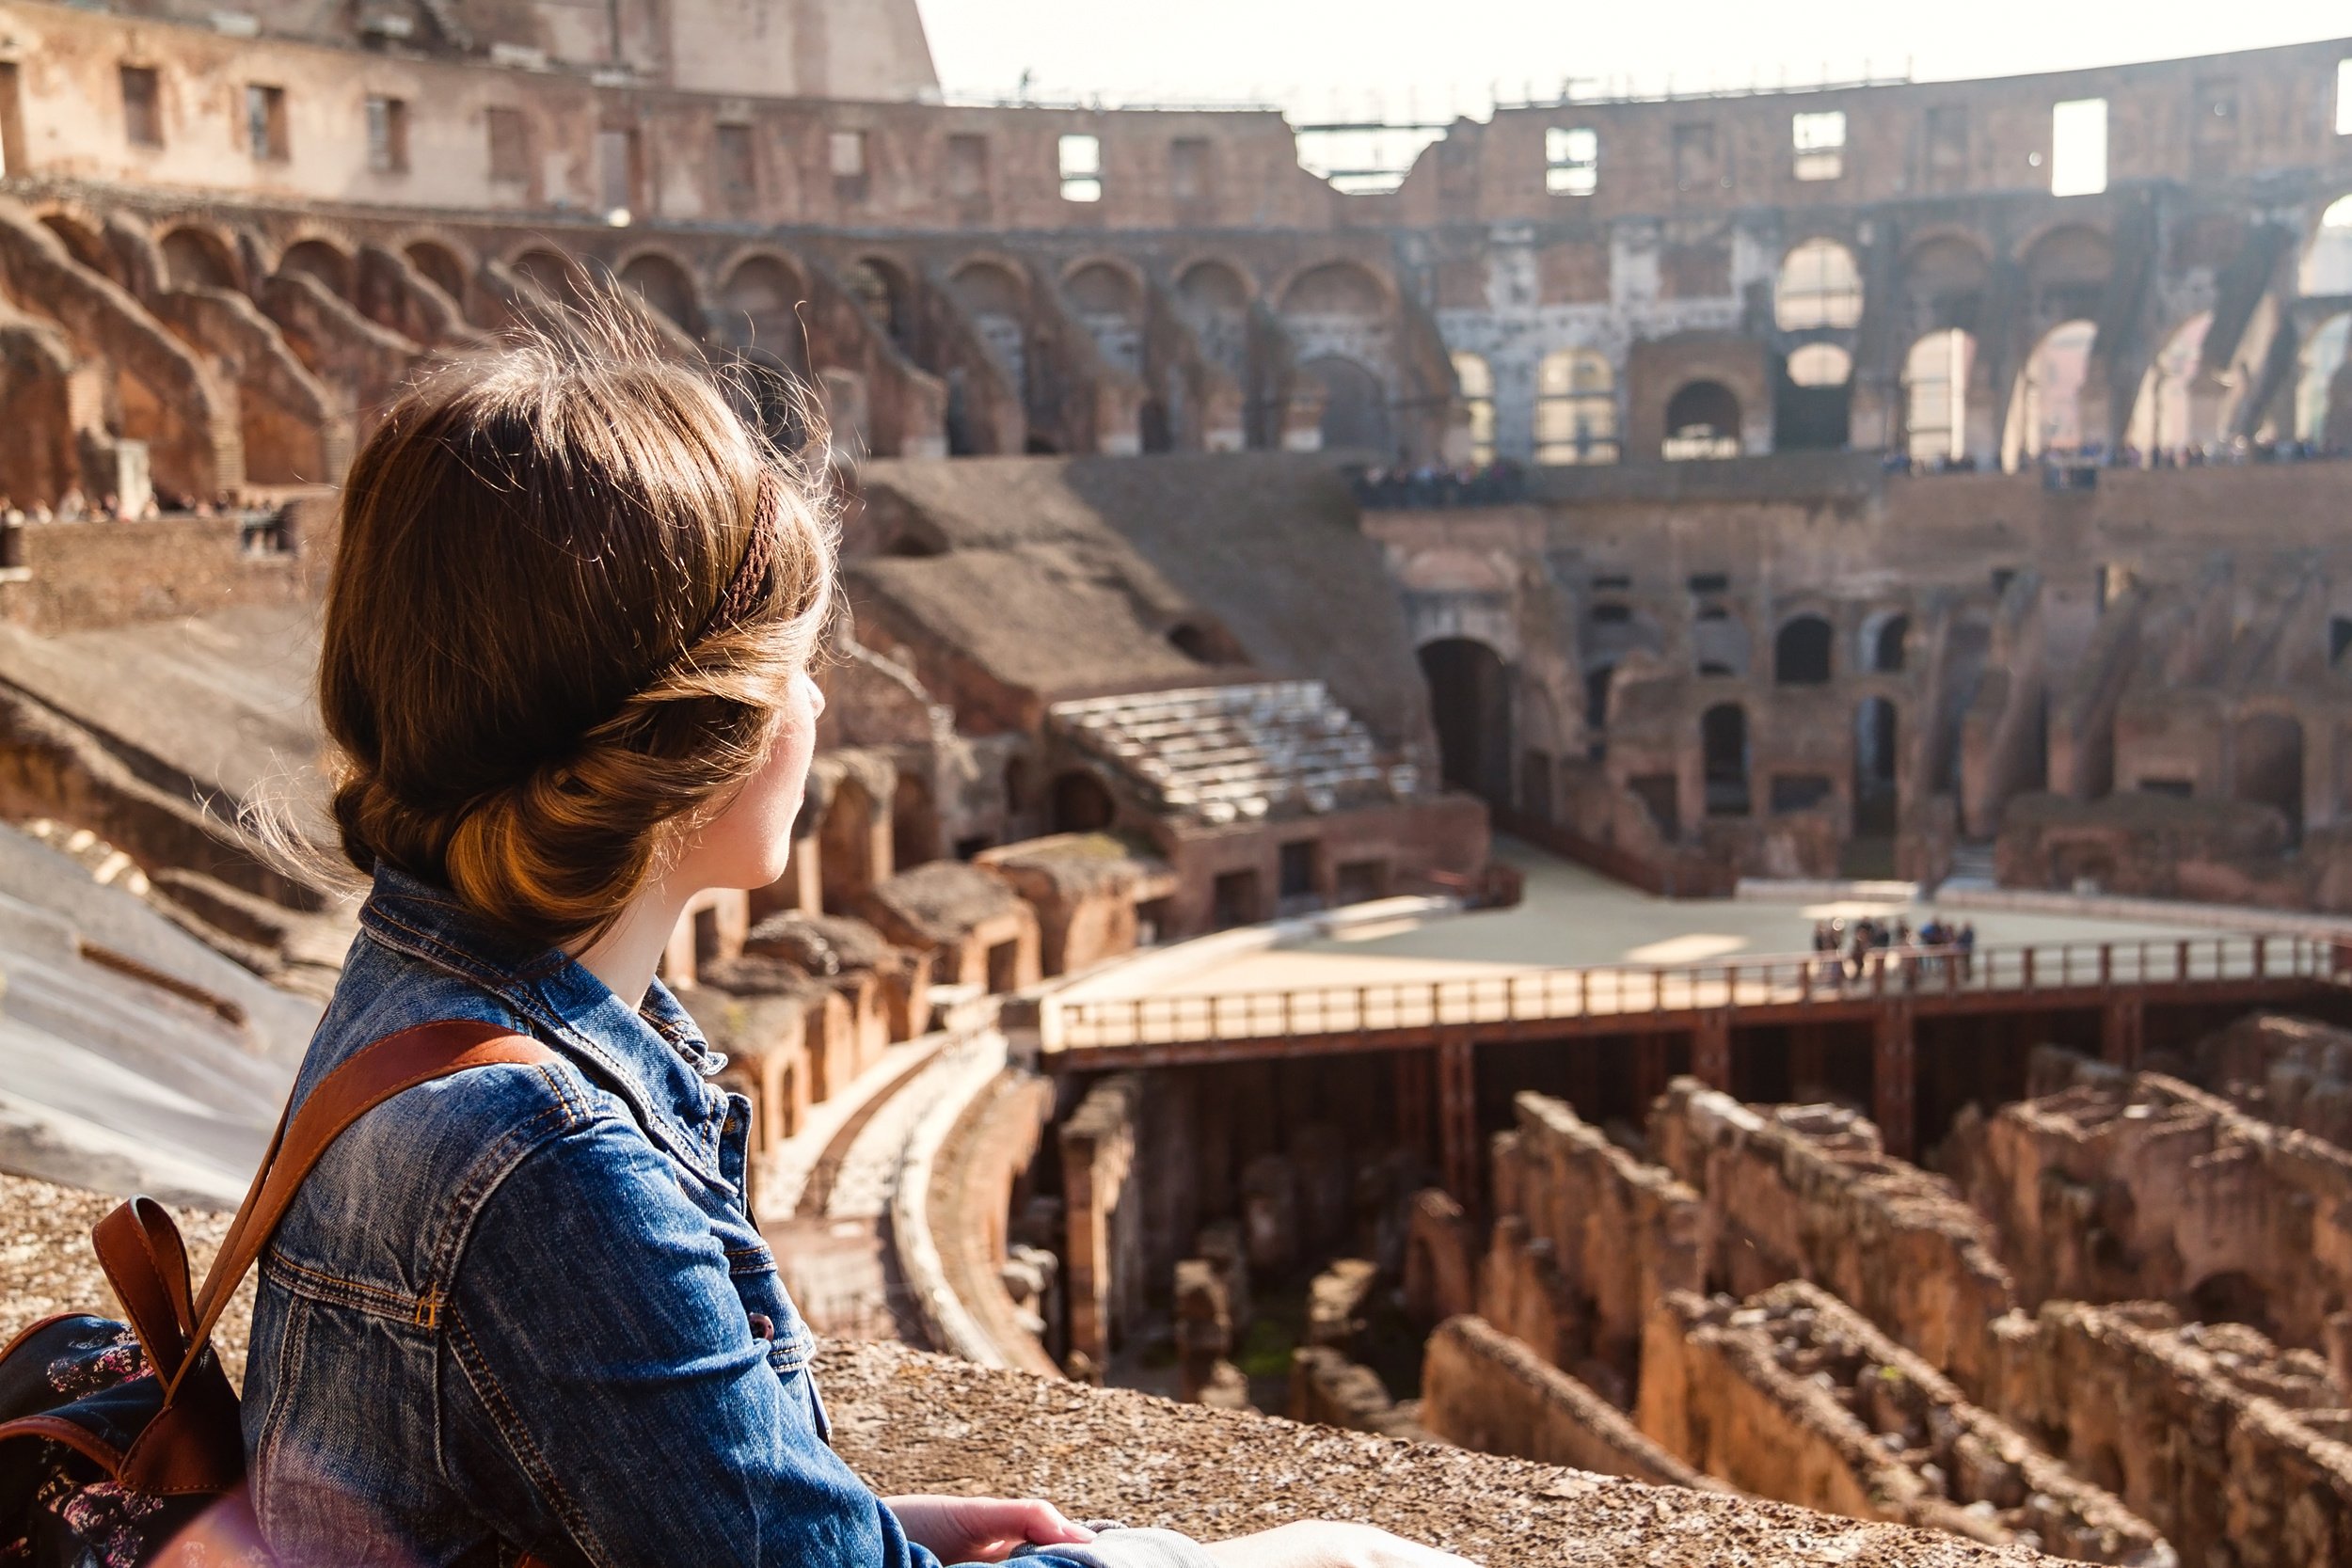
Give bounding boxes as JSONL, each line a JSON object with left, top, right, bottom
{"left": 243, "top": 865, "right": 1210, "bottom": 1568}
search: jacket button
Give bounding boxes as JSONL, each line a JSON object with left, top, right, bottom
{"left": 748, "top": 1313, "right": 774, "bottom": 1340}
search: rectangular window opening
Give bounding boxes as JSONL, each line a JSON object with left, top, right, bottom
{"left": 245, "top": 83, "right": 287, "bottom": 162}
{"left": 596, "top": 125, "right": 637, "bottom": 216}
{"left": 715, "top": 122, "right": 755, "bottom": 213}
{"left": 1791, "top": 110, "right": 1845, "bottom": 181}
{"left": 945, "top": 132, "right": 989, "bottom": 200}
{"left": 2338, "top": 59, "right": 2352, "bottom": 135}
{"left": 830, "top": 128, "right": 869, "bottom": 202}
{"left": 2051, "top": 97, "right": 2107, "bottom": 197}
{"left": 1545, "top": 125, "right": 1597, "bottom": 196}
{"left": 1169, "top": 136, "right": 1210, "bottom": 203}
{"left": 120, "top": 65, "right": 162, "bottom": 148}
{"left": 1059, "top": 133, "right": 1102, "bottom": 202}
{"left": 365, "top": 95, "right": 407, "bottom": 174}
{"left": 485, "top": 106, "right": 529, "bottom": 182}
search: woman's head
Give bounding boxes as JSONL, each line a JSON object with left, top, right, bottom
{"left": 320, "top": 314, "right": 835, "bottom": 951}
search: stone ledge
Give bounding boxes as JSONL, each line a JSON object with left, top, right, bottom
{"left": 813, "top": 1338, "right": 2056, "bottom": 1568}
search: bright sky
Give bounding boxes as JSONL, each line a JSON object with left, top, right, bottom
{"left": 915, "top": 1, "right": 2352, "bottom": 123}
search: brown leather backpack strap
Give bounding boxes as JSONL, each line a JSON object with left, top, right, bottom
{"left": 92, "top": 1196, "right": 201, "bottom": 1383}
{"left": 169, "top": 1019, "right": 560, "bottom": 1401}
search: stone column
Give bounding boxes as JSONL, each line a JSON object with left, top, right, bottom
{"left": 1872, "top": 1003, "right": 1916, "bottom": 1160}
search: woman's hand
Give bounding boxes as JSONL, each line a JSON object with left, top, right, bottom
{"left": 885, "top": 1494, "right": 1098, "bottom": 1563}
{"left": 1206, "top": 1521, "right": 1478, "bottom": 1568}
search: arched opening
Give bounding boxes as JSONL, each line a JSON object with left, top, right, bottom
{"left": 1583, "top": 664, "right": 1614, "bottom": 758}
{"left": 1301, "top": 355, "right": 1391, "bottom": 455}
{"left": 2298, "top": 195, "right": 2352, "bottom": 297}
{"left": 1418, "top": 637, "right": 1512, "bottom": 806}
{"left": 1774, "top": 239, "right": 1862, "bottom": 331}
{"left": 1774, "top": 615, "right": 1835, "bottom": 685}
{"left": 1701, "top": 704, "right": 1750, "bottom": 817}
{"left": 1865, "top": 613, "right": 1910, "bottom": 673}
{"left": 2296, "top": 311, "right": 2351, "bottom": 449}
{"left": 819, "top": 776, "right": 877, "bottom": 912}
{"left": 2126, "top": 312, "right": 2222, "bottom": 459}
{"left": 1692, "top": 608, "right": 1750, "bottom": 678}
{"left": 1534, "top": 348, "right": 1616, "bottom": 464}
{"left": 891, "top": 772, "right": 936, "bottom": 871}
{"left": 1452, "top": 351, "right": 1495, "bottom": 464}
{"left": 2233, "top": 713, "right": 2306, "bottom": 844}
{"left": 159, "top": 228, "right": 237, "bottom": 293}
{"left": 1279, "top": 261, "right": 1387, "bottom": 321}
{"left": 405, "top": 241, "right": 467, "bottom": 303}
{"left": 1903, "top": 329, "right": 1978, "bottom": 466}
{"left": 511, "top": 246, "right": 583, "bottom": 303}
{"left": 950, "top": 260, "right": 1030, "bottom": 401}
{"left": 1051, "top": 768, "right": 1116, "bottom": 834}
{"left": 278, "top": 239, "right": 354, "bottom": 298}
{"left": 1176, "top": 259, "right": 1249, "bottom": 381}
{"left": 618, "top": 253, "right": 700, "bottom": 335}
{"left": 40, "top": 214, "right": 121, "bottom": 287}
{"left": 847, "top": 258, "right": 909, "bottom": 348}
{"left": 1776, "top": 341, "right": 1852, "bottom": 451}
{"left": 2186, "top": 1270, "right": 2277, "bottom": 1339}
{"left": 1065, "top": 261, "right": 1144, "bottom": 379}
{"left": 2006, "top": 320, "right": 2101, "bottom": 467}
{"left": 2022, "top": 225, "right": 2113, "bottom": 325}
{"left": 719, "top": 256, "right": 808, "bottom": 355}
{"left": 1900, "top": 235, "right": 1990, "bottom": 335}
{"left": 1853, "top": 696, "right": 1899, "bottom": 836}
{"left": 1662, "top": 381, "right": 1740, "bottom": 460}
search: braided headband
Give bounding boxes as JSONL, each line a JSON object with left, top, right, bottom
{"left": 689, "top": 468, "right": 785, "bottom": 643}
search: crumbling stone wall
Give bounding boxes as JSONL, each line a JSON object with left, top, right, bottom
{"left": 1419, "top": 1315, "right": 1714, "bottom": 1491}
{"left": 1634, "top": 1284, "right": 2163, "bottom": 1562}
{"left": 1287, "top": 1346, "right": 1426, "bottom": 1441}
{"left": 1491, "top": 1092, "right": 1706, "bottom": 1394}
{"left": 1059, "top": 1073, "right": 1147, "bottom": 1378}
{"left": 1945, "top": 1064, "right": 2352, "bottom": 1351}
{"left": 2191, "top": 1012, "right": 2352, "bottom": 1148}
{"left": 1988, "top": 1301, "right": 2352, "bottom": 1568}
{"left": 1649, "top": 1079, "right": 2014, "bottom": 1393}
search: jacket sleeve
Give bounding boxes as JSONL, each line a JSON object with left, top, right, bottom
{"left": 440, "top": 1113, "right": 1216, "bottom": 1568}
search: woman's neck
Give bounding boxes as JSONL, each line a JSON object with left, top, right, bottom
{"left": 565, "top": 877, "right": 687, "bottom": 1010}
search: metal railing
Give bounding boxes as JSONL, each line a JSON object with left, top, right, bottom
{"left": 1043, "top": 934, "right": 2340, "bottom": 1052}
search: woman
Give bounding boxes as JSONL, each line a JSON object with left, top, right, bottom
{"left": 243, "top": 318, "right": 1473, "bottom": 1568}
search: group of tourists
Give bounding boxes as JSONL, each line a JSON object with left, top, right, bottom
{"left": 1809, "top": 912, "right": 1976, "bottom": 984}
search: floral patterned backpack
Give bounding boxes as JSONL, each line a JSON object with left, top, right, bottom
{"left": 0, "top": 1021, "right": 556, "bottom": 1566}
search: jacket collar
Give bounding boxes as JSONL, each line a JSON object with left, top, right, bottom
{"left": 357, "top": 863, "right": 731, "bottom": 1181}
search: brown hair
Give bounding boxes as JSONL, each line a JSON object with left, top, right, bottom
{"left": 315, "top": 311, "right": 834, "bottom": 951}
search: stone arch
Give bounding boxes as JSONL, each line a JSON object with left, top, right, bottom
{"left": 1701, "top": 703, "right": 1751, "bottom": 817}
{"left": 2296, "top": 311, "right": 2352, "bottom": 448}
{"left": 1417, "top": 636, "right": 1512, "bottom": 807}
{"left": 2299, "top": 194, "right": 2352, "bottom": 298}
{"left": 2019, "top": 223, "right": 2113, "bottom": 324}
{"left": 1862, "top": 610, "right": 1910, "bottom": 673}
{"left": 845, "top": 254, "right": 913, "bottom": 348}
{"left": 717, "top": 252, "right": 809, "bottom": 353}
{"left": 1853, "top": 696, "right": 1899, "bottom": 835}
{"left": 2126, "top": 311, "right": 2226, "bottom": 457}
{"left": 2005, "top": 319, "right": 2102, "bottom": 467}
{"left": 278, "top": 237, "right": 355, "bottom": 298}
{"left": 1050, "top": 768, "right": 1116, "bottom": 834}
{"left": 37, "top": 210, "right": 121, "bottom": 284}
{"left": 1063, "top": 257, "right": 1145, "bottom": 380}
{"left": 403, "top": 238, "right": 469, "bottom": 303}
{"left": 891, "top": 770, "right": 937, "bottom": 870}
{"left": 819, "top": 773, "right": 879, "bottom": 911}
{"left": 1899, "top": 232, "right": 1993, "bottom": 332}
{"left": 1662, "top": 380, "right": 1740, "bottom": 460}
{"left": 1276, "top": 258, "right": 1393, "bottom": 319}
{"left": 509, "top": 245, "right": 585, "bottom": 300}
{"left": 158, "top": 225, "right": 240, "bottom": 292}
{"left": 615, "top": 248, "right": 702, "bottom": 334}
{"left": 1774, "top": 238, "right": 1862, "bottom": 331}
{"left": 1774, "top": 614, "right": 1835, "bottom": 685}
{"left": 1173, "top": 256, "right": 1252, "bottom": 397}
{"left": 1299, "top": 354, "right": 1390, "bottom": 454}
{"left": 1903, "top": 328, "right": 1979, "bottom": 465}
{"left": 949, "top": 257, "right": 1031, "bottom": 396}
{"left": 2233, "top": 711, "right": 2306, "bottom": 844}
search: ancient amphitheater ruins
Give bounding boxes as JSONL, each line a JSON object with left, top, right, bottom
{"left": 8, "top": 0, "right": 2352, "bottom": 1560}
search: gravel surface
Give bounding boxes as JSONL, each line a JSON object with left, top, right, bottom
{"left": 811, "top": 1338, "right": 2058, "bottom": 1568}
